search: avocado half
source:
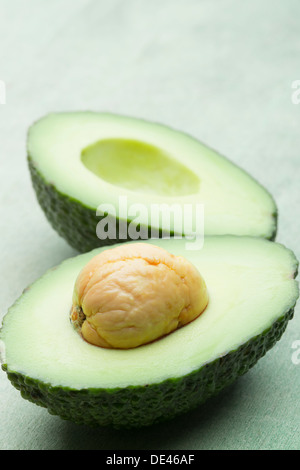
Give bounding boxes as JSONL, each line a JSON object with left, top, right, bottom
{"left": 27, "top": 112, "right": 277, "bottom": 252}
{"left": 1, "top": 237, "right": 298, "bottom": 428}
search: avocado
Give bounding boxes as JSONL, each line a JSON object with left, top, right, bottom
{"left": 27, "top": 112, "right": 277, "bottom": 252}
{"left": 1, "top": 236, "right": 298, "bottom": 428}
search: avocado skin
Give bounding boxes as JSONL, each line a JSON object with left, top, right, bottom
{"left": 28, "top": 157, "right": 169, "bottom": 253}
{"left": 28, "top": 157, "right": 278, "bottom": 253}
{"left": 2, "top": 307, "right": 294, "bottom": 429}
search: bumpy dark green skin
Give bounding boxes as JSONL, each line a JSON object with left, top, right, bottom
{"left": 28, "top": 157, "right": 169, "bottom": 253}
{"left": 28, "top": 157, "right": 277, "bottom": 253}
{"left": 2, "top": 307, "right": 294, "bottom": 429}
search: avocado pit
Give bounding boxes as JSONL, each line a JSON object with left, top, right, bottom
{"left": 70, "top": 243, "right": 209, "bottom": 349}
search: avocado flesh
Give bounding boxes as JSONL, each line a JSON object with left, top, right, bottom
{"left": 27, "top": 112, "right": 277, "bottom": 252}
{"left": 1, "top": 237, "right": 298, "bottom": 428}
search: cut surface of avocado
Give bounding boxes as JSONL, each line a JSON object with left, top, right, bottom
{"left": 1, "top": 237, "right": 298, "bottom": 428}
{"left": 27, "top": 113, "right": 277, "bottom": 252}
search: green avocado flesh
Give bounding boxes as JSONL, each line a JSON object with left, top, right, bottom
{"left": 27, "top": 112, "right": 277, "bottom": 252}
{"left": 1, "top": 237, "right": 298, "bottom": 428}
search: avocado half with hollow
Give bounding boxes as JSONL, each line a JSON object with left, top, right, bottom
{"left": 1, "top": 237, "right": 298, "bottom": 428}
{"left": 27, "top": 112, "right": 277, "bottom": 252}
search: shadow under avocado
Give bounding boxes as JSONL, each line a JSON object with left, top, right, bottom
{"left": 56, "top": 378, "right": 245, "bottom": 450}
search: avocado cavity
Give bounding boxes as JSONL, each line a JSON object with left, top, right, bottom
{"left": 81, "top": 138, "right": 200, "bottom": 197}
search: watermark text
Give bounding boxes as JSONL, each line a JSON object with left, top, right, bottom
{"left": 291, "top": 80, "right": 300, "bottom": 104}
{"left": 0, "top": 80, "right": 6, "bottom": 104}
{"left": 291, "top": 340, "right": 300, "bottom": 365}
{"left": 96, "top": 196, "right": 205, "bottom": 250}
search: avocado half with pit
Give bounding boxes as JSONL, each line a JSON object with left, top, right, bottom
{"left": 1, "top": 237, "right": 298, "bottom": 428}
{"left": 27, "top": 112, "right": 277, "bottom": 252}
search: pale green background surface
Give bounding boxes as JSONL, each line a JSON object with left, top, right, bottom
{"left": 0, "top": 0, "right": 300, "bottom": 450}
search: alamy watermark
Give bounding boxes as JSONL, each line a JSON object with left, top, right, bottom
{"left": 0, "top": 80, "right": 6, "bottom": 104}
{"left": 291, "top": 340, "right": 300, "bottom": 365}
{"left": 95, "top": 196, "right": 205, "bottom": 250}
{"left": 291, "top": 80, "right": 300, "bottom": 104}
